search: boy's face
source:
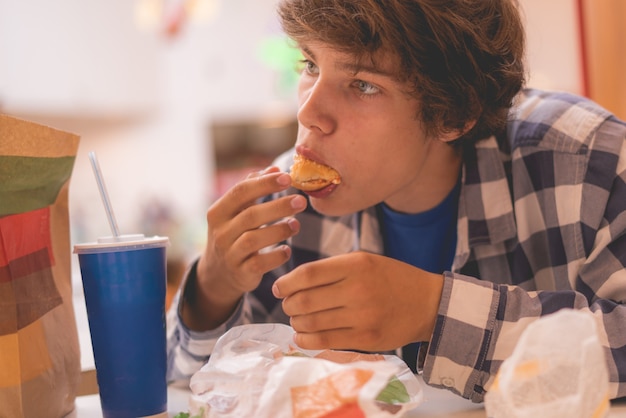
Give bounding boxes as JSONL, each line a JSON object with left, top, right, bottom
{"left": 294, "top": 42, "right": 462, "bottom": 216}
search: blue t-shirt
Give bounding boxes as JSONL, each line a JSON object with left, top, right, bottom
{"left": 380, "top": 182, "right": 459, "bottom": 274}
{"left": 380, "top": 180, "right": 460, "bottom": 371}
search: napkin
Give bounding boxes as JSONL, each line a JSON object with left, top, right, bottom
{"left": 484, "top": 309, "right": 610, "bottom": 418}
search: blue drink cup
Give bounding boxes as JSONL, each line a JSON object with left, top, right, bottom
{"left": 74, "top": 234, "right": 169, "bottom": 418}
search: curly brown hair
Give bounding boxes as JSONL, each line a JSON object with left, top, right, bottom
{"left": 277, "top": 0, "right": 526, "bottom": 144}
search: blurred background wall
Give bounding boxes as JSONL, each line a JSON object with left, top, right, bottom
{"left": 0, "top": 0, "right": 299, "bottom": 282}
{"left": 0, "top": 0, "right": 624, "bottom": 292}
{"left": 579, "top": 0, "right": 626, "bottom": 121}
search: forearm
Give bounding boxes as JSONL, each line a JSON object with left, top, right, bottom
{"left": 165, "top": 263, "right": 250, "bottom": 382}
{"left": 180, "top": 258, "right": 244, "bottom": 332}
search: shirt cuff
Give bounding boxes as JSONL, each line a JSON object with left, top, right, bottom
{"left": 175, "top": 259, "right": 247, "bottom": 353}
{"left": 421, "top": 271, "right": 501, "bottom": 402}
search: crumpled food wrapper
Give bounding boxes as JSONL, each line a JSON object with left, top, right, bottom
{"left": 485, "top": 309, "right": 610, "bottom": 418}
{"left": 188, "top": 324, "right": 424, "bottom": 417}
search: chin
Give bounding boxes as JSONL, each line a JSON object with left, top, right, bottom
{"left": 308, "top": 196, "right": 367, "bottom": 218}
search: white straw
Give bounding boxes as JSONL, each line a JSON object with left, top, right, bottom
{"left": 88, "top": 151, "right": 120, "bottom": 238}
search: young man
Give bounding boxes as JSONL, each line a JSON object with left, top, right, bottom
{"left": 167, "top": 0, "right": 626, "bottom": 402}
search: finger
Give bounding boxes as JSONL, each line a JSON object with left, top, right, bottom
{"left": 289, "top": 306, "right": 352, "bottom": 333}
{"left": 281, "top": 276, "right": 344, "bottom": 317}
{"left": 273, "top": 258, "right": 344, "bottom": 299}
{"left": 246, "top": 165, "right": 281, "bottom": 180}
{"left": 233, "top": 194, "right": 306, "bottom": 234}
{"left": 209, "top": 171, "right": 293, "bottom": 225}
{"left": 229, "top": 217, "right": 301, "bottom": 266}
{"left": 238, "top": 244, "right": 293, "bottom": 284}
{"left": 217, "top": 195, "right": 305, "bottom": 252}
{"left": 292, "top": 328, "right": 358, "bottom": 351}
{"left": 209, "top": 191, "right": 305, "bottom": 256}
{"left": 293, "top": 326, "right": 392, "bottom": 352}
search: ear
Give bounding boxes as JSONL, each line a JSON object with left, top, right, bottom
{"left": 439, "top": 119, "right": 477, "bottom": 143}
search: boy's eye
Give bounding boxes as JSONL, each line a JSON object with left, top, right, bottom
{"left": 297, "top": 59, "right": 319, "bottom": 75}
{"left": 355, "top": 80, "right": 379, "bottom": 95}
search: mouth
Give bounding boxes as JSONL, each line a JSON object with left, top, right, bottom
{"left": 302, "top": 182, "right": 339, "bottom": 198}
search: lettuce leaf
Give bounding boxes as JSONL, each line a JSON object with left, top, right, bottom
{"left": 376, "top": 376, "right": 410, "bottom": 404}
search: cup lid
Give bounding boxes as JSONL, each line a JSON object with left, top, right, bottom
{"left": 73, "top": 234, "right": 169, "bottom": 254}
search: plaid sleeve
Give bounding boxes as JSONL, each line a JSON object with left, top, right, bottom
{"left": 422, "top": 272, "right": 590, "bottom": 402}
{"left": 423, "top": 103, "right": 626, "bottom": 403}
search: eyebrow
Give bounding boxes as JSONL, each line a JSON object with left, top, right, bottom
{"left": 336, "top": 60, "right": 396, "bottom": 79}
{"left": 302, "top": 46, "right": 397, "bottom": 79}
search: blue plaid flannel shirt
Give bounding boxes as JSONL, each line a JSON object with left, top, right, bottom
{"left": 166, "top": 89, "right": 626, "bottom": 402}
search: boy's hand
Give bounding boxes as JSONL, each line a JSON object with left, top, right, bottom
{"left": 183, "top": 167, "right": 307, "bottom": 330}
{"left": 273, "top": 252, "right": 443, "bottom": 351}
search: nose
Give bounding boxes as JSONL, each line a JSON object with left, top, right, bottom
{"left": 297, "top": 78, "right": 336, "bottom": 136}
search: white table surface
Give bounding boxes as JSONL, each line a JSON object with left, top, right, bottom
{"left": 68, "top": 374, "right": 626, "bottom": 418}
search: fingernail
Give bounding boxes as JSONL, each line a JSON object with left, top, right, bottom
{"left": 291, "top": 195, "right": 306, "bottom": 209}
{"left": 272, "top": 283, "right": 281, "bottom": 298}
{"left": 287, "top": 218, "right": 299, "bottom": 232}
{"left": 277, "top": 173, "right": 292, "bottom": 186}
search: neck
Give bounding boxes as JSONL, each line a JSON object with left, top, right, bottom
{"left": 384, "top": 140, "right": 462, "bottom": 214}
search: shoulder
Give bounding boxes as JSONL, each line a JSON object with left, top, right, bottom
{"left": 506, "top": 88, "right": 623, "bottom": 154}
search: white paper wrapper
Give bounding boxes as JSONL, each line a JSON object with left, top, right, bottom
{"left": 188, "top": 324, "right": 423, "bottom": 417}
{"left": 484, "top": 309, "right": 610, "bottom": 418}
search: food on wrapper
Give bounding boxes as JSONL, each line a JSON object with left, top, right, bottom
{"left": 285, "top": 349, "right": 410, "bottom": 416}
{"left": 290, "top": 368, "right": 374, "bottom": 418}
{"left": 187, "top": 324, "right": 423, "bottom": 418}
{"left": 290, "top": 154, "right": 341, "bottom": 191}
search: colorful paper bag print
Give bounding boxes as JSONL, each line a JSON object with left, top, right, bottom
{"left": 0, "top": 114, "right": 81, "bottom": 418}
{"left": 0, "top": 208, "right": 60, "bottom": 338}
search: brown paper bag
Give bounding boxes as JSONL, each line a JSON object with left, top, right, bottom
{"left": 0, "top": 115, "right": 81, "bottom": 418}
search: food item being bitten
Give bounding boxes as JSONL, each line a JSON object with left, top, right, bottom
{"left": 290, "top": 154, "right": 341, "bottom": 191}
